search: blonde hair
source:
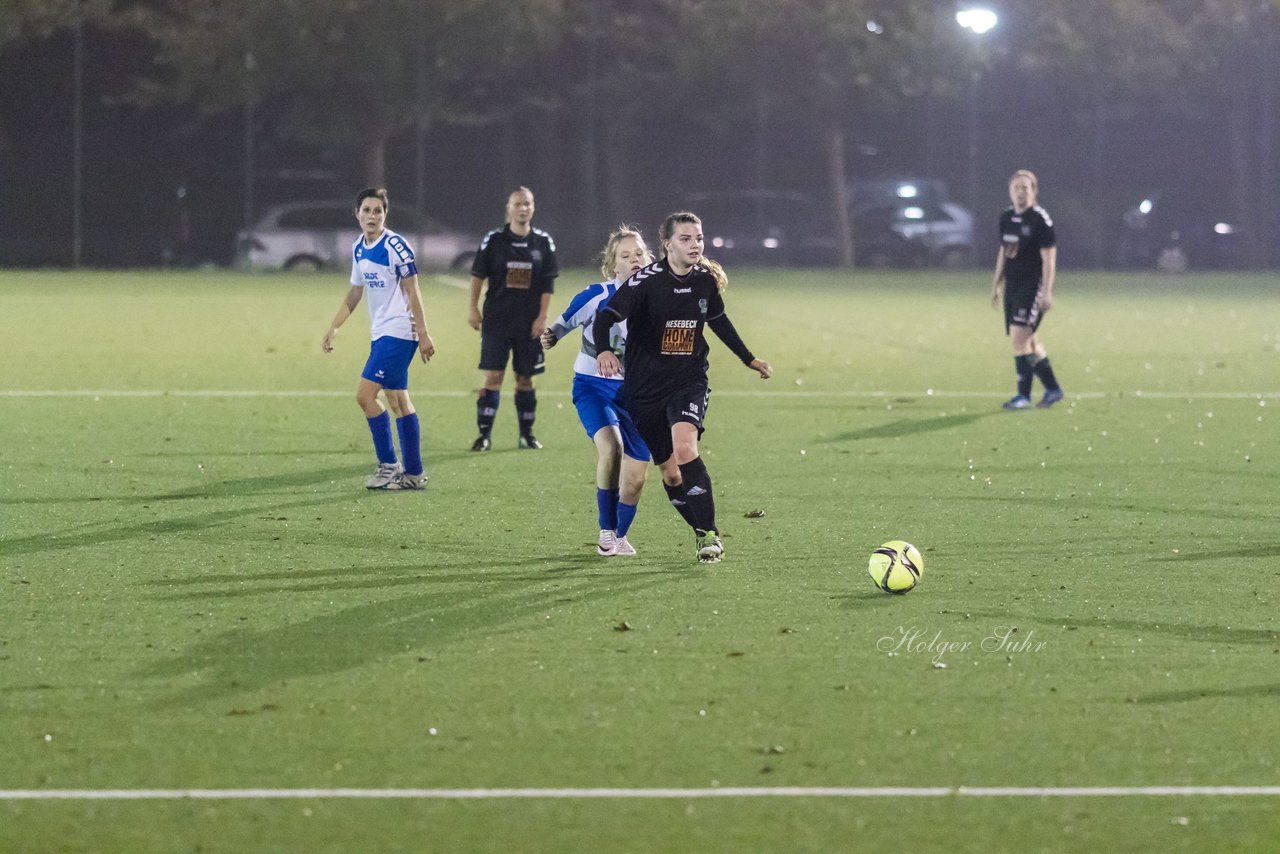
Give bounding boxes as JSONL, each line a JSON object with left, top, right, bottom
{"left": 505, "top": 186, "right": 534, "bottom": 219}
{"left": 598, "top": 225, "right": 652, "bottom": 280}
{"left": 659, "top": 211, "right": 727, "bottom": 292}
{"left": 1010, "top": 169, "right": 1038, "bottom": 196}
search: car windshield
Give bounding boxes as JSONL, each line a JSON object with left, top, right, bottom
{"left": 388, "top": 209, "right": 449, "bottom": 234}
{"left": 686, "top": 194, "right": 815, "bottom": 233}
{"left": 276, "top": 206, "right": 353, "bottom": 229}
{"left": 268, "top": 204, "right": 451, "bottom": 234}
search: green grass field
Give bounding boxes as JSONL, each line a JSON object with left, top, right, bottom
{"left": 2, "top": 268, "right": 1278, "bottom": 853}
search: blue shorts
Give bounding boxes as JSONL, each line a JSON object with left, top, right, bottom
{"left": 361, "top": 335, "right": 417, "bottom": 390}
{"left": 571, "top": 374, "right": 650, "bottom": 462}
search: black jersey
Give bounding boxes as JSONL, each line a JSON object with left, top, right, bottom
{"left": 999, "top": 205, "right": 1056, "bottom": 290}
{"left": 470, "top": 225, "right": 559, "bottom": 336}
{"left": 594, "top": 260, "right": 751, "bottom": 406}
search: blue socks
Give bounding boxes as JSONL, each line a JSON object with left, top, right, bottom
{"left": 597, "top": 487, "right": 619, "bottom": 530}
{"left": 396, "top": 413, "right": 422, "bottom": 476}
{"left": 616, "top": 501, "right": 638, "bottom": 538}
{"left": 367, "top": 411, "right": 397, "bottom": 465}
{"left": 597, "top": 488, "right": 639, "bottom": 537}
{"left": 368, "top": 410, "right": 424, "bottom": 474}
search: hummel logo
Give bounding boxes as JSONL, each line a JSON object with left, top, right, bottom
{"left": 673, "top": 287, "right": 691, "bottom": 293}
{"left": 685, "top": 486, "right": 707, "bottom": 497}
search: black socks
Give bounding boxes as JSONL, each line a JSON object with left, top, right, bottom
{"left": 515, "top": 389, "right": 537, "bottom": 437}
{"left": 677, "top": 457, "right": 717, "bottom": 533}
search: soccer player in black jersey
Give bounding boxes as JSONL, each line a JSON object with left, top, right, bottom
{"left": 990, "top": 169, "right": 1064, "bottom": 409}
{"left": 592, "top": 212, "right": 771, "bottom": 564}
{"left": 468, "top": 187, "right": 559, "bottom": 450}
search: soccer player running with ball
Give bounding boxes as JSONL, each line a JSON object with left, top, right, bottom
{"left": 542, "top": 227, "right": 655, "bottom": 557}
{"left": 991, "top": 169, "right": 1064, "bottom": 409}
{"left": 322, "top": 188, "right": 435, "bottom": 490}
{"left": 592, "top": 212, "right": 771, "bottom": 564}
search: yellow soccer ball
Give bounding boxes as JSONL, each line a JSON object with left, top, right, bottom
{"left": 868, "top": 540, "right": 924, "bottom": 594}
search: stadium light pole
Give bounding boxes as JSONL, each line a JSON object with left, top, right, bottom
{"left": 243, "top": 46, "right": 256, "bottom": 237}
{"left": 72, "top": 3, "right": 84, "bottom": 267}
{"left": 956, "top": 8, "right": 997, "bottom": 225}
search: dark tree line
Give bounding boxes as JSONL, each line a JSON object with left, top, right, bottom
{"left": 1, "top": 0, "right": 1277, "bottom": 266}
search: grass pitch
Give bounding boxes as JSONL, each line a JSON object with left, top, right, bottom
{"left": 1, "top": 268, "right": 1278, "bottom": 853}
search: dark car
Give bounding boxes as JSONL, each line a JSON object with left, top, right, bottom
{"left": 679, "top": 188, "right": 975, "bottom": 268}
{"left": 853, "top": 201, "right": 975, "bottom": 269}
{"left": 679, "top": 190, "right": 839, "bottom": 266}
{"left": 851, "top": 177, "right": 953, "bottom": 211}
{"left": 1117, "top": 191, "right": 1247, "bottom": 272}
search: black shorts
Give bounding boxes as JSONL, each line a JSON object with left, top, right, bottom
{"left": 1004, "top": 283, "right": 1047, "bottom": 333}
{"left": 628, "top": 383, "right": 710, "bottom": 465}
{"left": 479, "top": 332, "right": 546, "bottom": 376}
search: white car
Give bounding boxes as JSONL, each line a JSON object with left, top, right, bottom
{"left": 236, "top": 201, "right": 474, "bottom": 272}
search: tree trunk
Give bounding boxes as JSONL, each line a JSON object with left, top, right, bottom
{"left": 413, "top": 110, "right": 432, "bottom": 213}
{"left": 603, "top": 111, "right": 635, "bottom": 233}
{"left": 1225, "top": 85, "right": 1263, "bottom": 267}
{"left": 1091, "top": 101, "right": 1106, "bottom": 268}
{"left": 827, "top": 124, "right": 854, "bottom": 267}
{"left": 363, "top": 123, "right": 389, "bottom": 187}
{"left": 1258, "top": 10, "right": 1277, "bottom": 266}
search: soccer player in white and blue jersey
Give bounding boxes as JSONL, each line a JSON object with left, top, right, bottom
{"left": 322, "top": 188, "right": 435, "bottom": 490}
{"left": 541, "top": 227, "right": 652, "bottom": 556}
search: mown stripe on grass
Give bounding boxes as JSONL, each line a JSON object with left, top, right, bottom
{"left": 2, "top": 787, "right": 1279, "bottom": 800}
{"left": 2, "top": 389, "right": 1276, "bottom": 400}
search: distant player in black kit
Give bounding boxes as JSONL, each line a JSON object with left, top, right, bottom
{"left": 593, "top": 212, "right": 771, "bottom": 564}
{"left": 468, "top": 186, "right": 559, "bottom": 450}
{"left": 990, "top": 169, "right": 1063, "bottom": 409}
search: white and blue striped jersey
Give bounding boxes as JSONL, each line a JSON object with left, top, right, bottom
{"left": 547, "top": 279, "right": 627, "bottom": 379}
{"left": 350, "top": 228, "right": 419, "bottom": 341}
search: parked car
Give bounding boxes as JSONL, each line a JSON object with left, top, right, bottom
{"left": 1117, "top": 191, "right": 1246, "bottom": 272}
{"left": 853, "top": 201, "right": 975, "bottom": 268}
{"left": 236, "top": 201, "right": 474, "bottom": 272}
{"left": 851, "top": 177, "right": 953, "bottom": 211}
{"left": 680, "top": 190, "right": 838, "bottom": 266}
{"left": 677, "top": 187, "right": 974, "bottom": 268}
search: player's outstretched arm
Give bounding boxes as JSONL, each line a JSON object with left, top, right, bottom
{"left": 706, "top": 313, "right": 758, "bottom": 368}
{"left": 990, "top": 248, "right": 1006, "bottom": 308}
{"left": 541, "top": 321, "right": 571, "bottom": 349}
{"left": 1037, "top": 246, "right": 1057, "bottom": 310}
{"left": 400, "top": 275, "right": 435, "bottom": 363}
{"left": 467, "top": 276, "right": 484, "bottom": 330}
{"left": 596, "top": 351, "right": 621, "bottom": 378}
{"left": 531, "top": 292, "right": 552, "bottom": 339}
{"left": 591, "top": 305, "right": 626, "bottom": 378}
{"left": 323, "top": 286, "right": 363, "bottom": 352}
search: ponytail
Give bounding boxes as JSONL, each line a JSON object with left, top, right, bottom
{"left": 701, "top": 257, "right": 728, "bottom": 293}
